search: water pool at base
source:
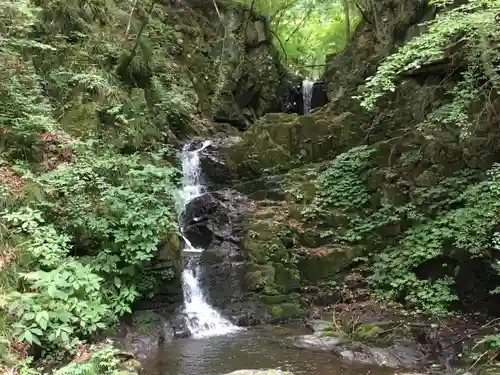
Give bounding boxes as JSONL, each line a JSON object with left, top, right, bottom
{"left": 139, "top": 326, "right": 396, "bottom": 375}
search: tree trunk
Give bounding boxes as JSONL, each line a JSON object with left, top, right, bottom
{"left": 344, "top": 0, "right": 351, "bottom": 42}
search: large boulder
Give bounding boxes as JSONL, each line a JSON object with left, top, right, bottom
{"left": 181, "top": 189, "right": 246, "bottom": 252}
{"left": 311, "top": 81, "right": 329, "bottom": 110}
{"left": 287, "top": 322, "right": 427, "bottom": 370}
{"left": 179, "top": 188, "right": 250, "bottom": 308}
{"left": 198, "top": 137, "right": 243, "bottom": 188}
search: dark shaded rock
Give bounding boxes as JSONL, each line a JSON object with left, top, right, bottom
{"left": 312, "top": 289, "right": 340, "bottom": 306}
{"left": 224, "top": 301, "right": 269, "bottom": 326}
{"left": 311, "top": 81, "right": 329, "bottom": 110}
{"left": 115, "top": 309, "right": 190, "bottom": 359}
{"left": 135, "top": 233, "right": 184, "bottom": 308}
{"left": 244, "top": 19, "right": 268, "bottom": 48}
{"left": 181, "top": 189, "right": 247, "bottom": 250}
{"left": 415, "top": 256, "right": 500, "bottom": 316}
{"left": 233, "top": 175, "right": 287, "bottom": 201}
{"left": 199, "top": 261, "right": 249, "bottom": 308}
{"left": 277, "top": 74, "right": 303, "bottom": 115}
{"left": 198, "top": 136, "right": 242, "bottom": 188}
{"left": 298, "top": 245, "right": 363, "bottom": 282}
{"left": 179, "top": 187, "right": 257, "bottom": 308}
{"left": 170, "top": 312, "right": 191, "bottom": 339}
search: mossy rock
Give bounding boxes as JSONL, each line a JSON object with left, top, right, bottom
{"left": 259, "top": 294, "right": 291, "bottom": 305}
{"left": 353, "top": 323, "right": 383, "bottom": 341}
{"left": 269, "top": 302, "right": 304, "bottom": 320}
{"left": 298, "top": 245, "right": 362, "bottom": 282}
{"left": 227, "top": 110, "right": 352, "bottom": 177}
{"left": 118, "top": 358, "right": 142, "bottom": 373}
{"left": 131, "top": 310, "right": 165, "bottom": 337}
{"left": 245, "top": 221, "right": 276, "bottom": 241}
{"left": 297, "top": 229, "right": 337, "bottom": 248}
{"left": 245, "top": 263, "right": 275, "bottom": 292}
{"left": 273, "top": 263, "right": 300, "bottom": 293}
{"left": 415, "top": 170, "right": 439, "bottom": 187}
{"left": 381, "top": 183, "right": 409, "bottom": 206}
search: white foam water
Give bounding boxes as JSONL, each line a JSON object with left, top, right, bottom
{"left": 178, "top": 140, "right": 240, "bottom": 339}
{"left": 302, "top": 79, "right": 314, "bottom": 115}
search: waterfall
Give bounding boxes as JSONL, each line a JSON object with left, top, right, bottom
{"left": 302, "top": 79, "right": 314, "bottom": 115}
{"left": 178, "top": 140, "right": 240, "bottom": 339}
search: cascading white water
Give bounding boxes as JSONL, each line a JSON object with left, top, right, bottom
{"left": 178, "top": 140, "right": 240, "bottom": 339}
{"left": 302, "top": 79, "right": 314, "bottom": 115}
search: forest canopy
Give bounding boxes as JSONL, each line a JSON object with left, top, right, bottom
{"left": 237, "top": 0, "right": 358, "bottom": 77}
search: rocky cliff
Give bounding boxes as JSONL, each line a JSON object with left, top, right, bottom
{"left": 187, "top": 0, "right": 500, "bottom": 323}
{"left": 33, "top": 0, "right": 299, "bottom": 151}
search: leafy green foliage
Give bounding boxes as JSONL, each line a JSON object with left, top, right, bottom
{"left": 1, "top": 140, "right": 180, "bottom": 350}
{"left": 340, "top": 0, "right": 500, "bottom": 315}
{"left": 370, "top": 164, "right": 500, "bottom": 313}
{"left": 53, "top": 344, "right": 122, "bottom": 375}
{"left": 8, "top": 261, "right": 109, "bottom": 349}
{"left": 302, "top": 145, "right": 375, "bottom": 221}
{"left": 299, "top": 137, "right": 500, "bottom": 315}
{"left": 0, "top": 1, "right": 57, "bottom": 161}
{"left": 13, "top": 344, "right": 122, "bottom": 375}
{"left": 358, "top": 0, "right": 500, "bottom": 138}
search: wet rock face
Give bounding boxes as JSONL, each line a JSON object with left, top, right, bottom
{"left": 311, "top": 81, "right": 329, "bottom": 110}
{"left": 181, "top": 189, "right": 246, "bottom": 251}
{"left": 278, "top": 74, "right": 303, "bottom": 115}
{"left": 114, "top": 309, "right": 190, "bottom": 359}
{"left": 180, "top": 185, "right": 251, "bottom": 308}
{"left": 180, "top": 142, "right": 307, "bottom": 324}
{"left": 197, "top": 137, "right": 242, "bottom": 188}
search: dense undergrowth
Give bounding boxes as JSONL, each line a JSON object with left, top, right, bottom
{"left": 0, "top": 0, "right": 187, "bottom": 372}
{"left": 7, "top": 0, "right": 500, "bottom": 372}
{"left": 298, "top": 0, "right": 500, "bottom": 320}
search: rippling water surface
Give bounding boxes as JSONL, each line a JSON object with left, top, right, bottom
{"left": 140, "top": 326, "right": 395, "bottom": 375}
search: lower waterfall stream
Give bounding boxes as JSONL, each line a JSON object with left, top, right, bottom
{"left": 178, "top": 140, "right": 240, "bottom": 339}
{"left": 133, "top": 140, "right": 458, "bottom": 375}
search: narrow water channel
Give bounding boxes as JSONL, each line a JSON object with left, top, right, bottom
{"left": 140, "top": 326, "right": 395, "bottom": 375}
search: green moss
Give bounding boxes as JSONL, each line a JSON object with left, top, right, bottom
{"left": 298, "top": 245, "right": 362, "bottom": 282}
{"left": 259, "top": 294, "right": 290, "bottom": 305}
{"left": 269, "top": 302, "right": 304, "bottom": 320}
{"left": 321, "top": 330, "right": 336, "bottom": 337}
{"left": 245, "top": 264, "right": 275, "bottom": 292}
{"left": 273, "top": 263, "right": 300, "bottom": 293}
{"left": 353, "top": 323, "right": 383, "bottom": 341}
{"left": 270, "top": 305, "right": 284, "bottom": 317}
